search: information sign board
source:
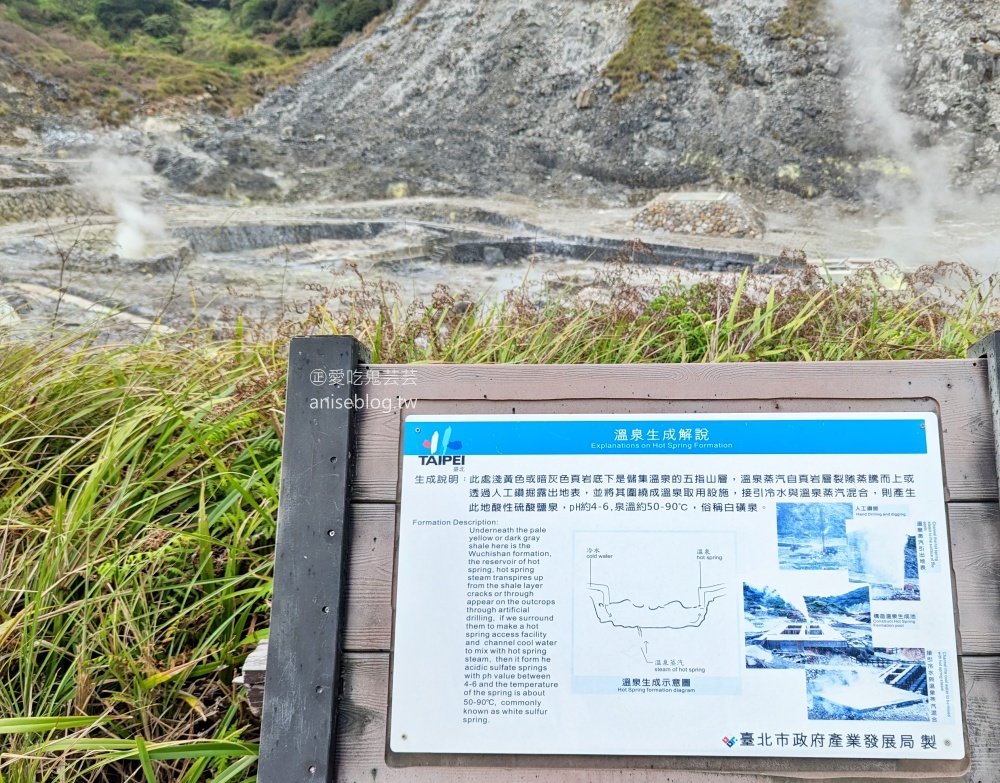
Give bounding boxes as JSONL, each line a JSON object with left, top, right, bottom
{"left": 389, "top": 413, "right": 964, "bottom": 760}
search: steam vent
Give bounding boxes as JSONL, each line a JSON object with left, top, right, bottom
{"left": 812, "top": 663, "right": 930, "bottom": 719}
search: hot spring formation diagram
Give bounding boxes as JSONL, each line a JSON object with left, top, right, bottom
{"left": 574, "top": 531, "right": 739, "bottom": 674}
{"left": 586, "top": 561, "right": 725, "bottom": 636}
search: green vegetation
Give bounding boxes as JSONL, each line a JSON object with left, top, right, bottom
{"left": 273, "top": 29, "right": 298, "bottom": 50}
{"left": 0, "top": 0, "right": 394, "bottom": 118}
{"left": 1, "top": 256, "right": 998, "bottom": 780}
{"left": 0, "top": 329, "right": 277, "bottom": 782}
{"left": 301, "top": 17, "right": 339, "bottom": 46}
{"left": 94, "top": 0, "right": 182, "bottom": 41}
{"left": 223, "top": 37, "right": 270, "bottom": 64}
{"left": 765, "top": 0, "right": 830, "bottom": 40}
{"left": 307, "top": 0, "right": 389, "bottom": 33}
{"left": 335, "top": 256, "right": 997, "bottom": 363}
{"left": 603, "top": 0, "right": 739, "bottom": 100}
{"left": 226, "top": 0, "right": 389, "bottom": 42}
{"left": 767, "top": 0, "right": 911, "bottom": 41}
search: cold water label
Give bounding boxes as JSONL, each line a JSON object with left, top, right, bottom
{"left": 388, "top": 413, "right": 964, "bottom": 759}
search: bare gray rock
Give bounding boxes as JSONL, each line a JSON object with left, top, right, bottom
{"left": 187, "top": 0, "right": 1000, "bottom": 203}
{"left": 823, "top": 56, "right": 843, "bottom": 75}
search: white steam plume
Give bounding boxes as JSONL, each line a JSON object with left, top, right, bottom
{"left": 827, "top": 0, "right": 955, "bottom": 265}
{"left": 83, "top": 152, "right": 165, "bottom": 259}
{"left": 828, "top": 2, "right": 1000, "bottom": 273}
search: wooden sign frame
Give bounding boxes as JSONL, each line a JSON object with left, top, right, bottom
{"left": 254, "top": 334, "right": 1000, "bottom": 783}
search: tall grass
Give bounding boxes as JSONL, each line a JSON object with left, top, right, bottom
{"left": 1, "top": 255, "right": 998, "bottom": 781}
{"left": 0, "top": 330, "right": 280, "bottom": 782}
{"left": 314, "top": 252, "right": 999, "bottom": 363}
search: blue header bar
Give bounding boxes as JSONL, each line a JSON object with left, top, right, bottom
{"left": 402, "top": 418, "right": 928, "bottom": 457}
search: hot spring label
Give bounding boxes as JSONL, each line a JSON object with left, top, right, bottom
{"left": 389, "top": 413, "right": 964, "bottom": 759}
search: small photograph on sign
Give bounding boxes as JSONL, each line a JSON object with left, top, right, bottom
{"left": 848, "top": 519, "right": 921, "bottom": 601}
{"left": 744, "top": 584, "right": 872, "bottom": 669}
{"left": 777, "top": 503, "right": 852, "bottom": 571}
{"left": 806, "top": 654, "right": 930, "bottom": 722}
{"left": 804, "top": 586, "right": 874, "bottom": 655}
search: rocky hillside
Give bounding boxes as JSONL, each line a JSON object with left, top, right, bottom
{"left": 160, "top": 0, "right": 1000, "bottom": 206}
{"left": 0, "top": 0, "right": 393, "bottom": 131}
{"left": 805, "top": 586, "right": 871, "bottom": 616}
{"left": 743, "top": 583, "right": 806, "bottom": 620}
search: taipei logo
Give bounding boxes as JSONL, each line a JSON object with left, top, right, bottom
{"left": 418, "top": 426, "right": 464, "bottom": 466}
{"left": 722, "top": 735, "right": 738, "bottom": 748}
{"left": 421, "top": 427, "right": 462, "bottom": 455}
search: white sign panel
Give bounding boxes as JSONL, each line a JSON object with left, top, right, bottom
{"left": 389, "top": 414, "right": 964, "bottom": 759}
